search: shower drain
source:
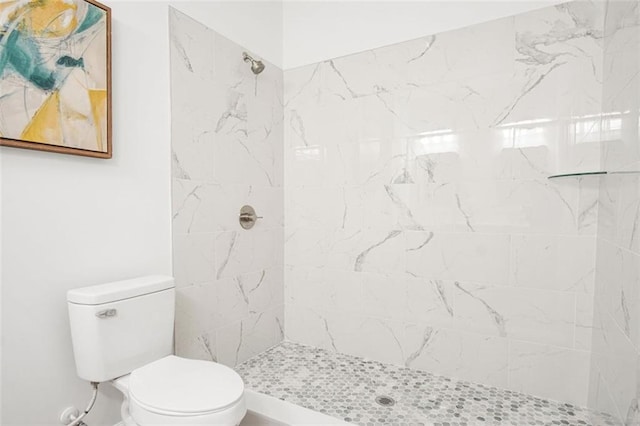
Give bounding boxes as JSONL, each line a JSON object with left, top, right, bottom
{"left": 375, "top": 395, "right": 396, "bottom": 407}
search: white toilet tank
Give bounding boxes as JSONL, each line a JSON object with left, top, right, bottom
{"left": 67, "top": 275, "right": 175, "bottom": 382}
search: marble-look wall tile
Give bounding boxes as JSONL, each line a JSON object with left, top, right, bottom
{"left": 216, "top": 305, "right": 283, "bottom": 367}
{"left": 576, "top": 292, "right": 595, "bottom": 350}
{"left": 591, "top": 301, "right": 639, "bottom": 422}
{"left": 404, "top": 277, "right": 456, "bottom": 327}
{"left": 174, "top": 183, "right": 283, "bottom": 234}
{"left": 589, "top": 367, "right": 623, "bottom": 422}
{"left": 287, "top": 266, "right": 363, "bottom": 313}
{"left": 170, "top": 9, "right": 216, "bottom": 182}
{"left": 508, "top": 341, "right": 591, "bottom": 406}
{"left": 403, "top": 325, "right": 509, "bottom": 389}
{"left": 284, "top": 1, "right": 607, "bottom": 408}
{"left": 170, "top": 8, "right": 284, "bottom": 367}
{"left": 406, "top": 232, "right": 511, "bottom": 285}
{"left": 509, "top": 234, "right": 596, "bottom": 293}
{"left": 284, "top": 304, "right": 336, "bottom": 350}
{"left": 603, "top": 1, "right": 640, "bottom": 51}
{"left": 174, "top": 282, "right": 218, "bottom": 362}
{"left": 172, "top": 233, "right": 216, "bottom": 288}
{"left": 453, "top": 282, "right": 576, "bottom": 347}
{"left": 335, "top": 315, "right": 407, "bottom": 365}
{"left": 214, "top": 228, "right": 280, "bottom": 279}
{"left": 506, "top": 2, "right": 604, "bottom": 125}
{"left": 591, "top": 237, "right": 640, "bottom": 422}
{"left": 589, "top": 1, "right": 640, "bottom": 423}
{"left": 172, "top": 179, "right": 219, "bottom": 235}
{"left": 601, "top": 3, "right": 640, "bottom": 174}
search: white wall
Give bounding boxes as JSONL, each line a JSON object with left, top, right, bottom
{"left": 0, "top": 1, "right": 282, "bottom": 425}
{"left": 0, "top": 2, "right": 172, "bottom": 424}
{"left": 282, "top": 0, "right": 565, "bottom": 69}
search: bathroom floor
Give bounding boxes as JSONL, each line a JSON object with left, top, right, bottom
{"left": 236, "top": 341, "right": 619, "bottom": 426}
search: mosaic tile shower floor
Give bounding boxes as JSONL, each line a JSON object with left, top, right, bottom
{"left": 236, "top": 341, "right": 619, "bottom": 426}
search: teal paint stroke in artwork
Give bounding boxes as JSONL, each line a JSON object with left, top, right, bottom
{"left": 0, "top": 34, "right": 9, "bottom": 78}
{"left": 0, "top": 30, "right": 57, "bottom": 91}
{"left": 76, "top": 5, "right": 105, "bottom": 34}
{"left": 57, "top": 56, "right": 85, "bottom": 69}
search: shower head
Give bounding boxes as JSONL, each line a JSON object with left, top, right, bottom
{"left": 243, "top": 52, "right": 265, "bottom": 75}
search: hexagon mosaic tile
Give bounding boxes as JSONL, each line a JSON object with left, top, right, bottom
{"left": 236, "top": 341, "right": 619, "bottom": 426}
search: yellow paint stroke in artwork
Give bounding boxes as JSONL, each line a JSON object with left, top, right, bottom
{"left": 0, "top": 1, "right": 19, "bottom": 15}
{"left": 88, "top": 89, "right": 107, "bottom": 152}
{"left": 13, "top": 0, "right": 79, "bottom": 38}
{"left": 21, "top": 91, "right": 63, "bottom": 145}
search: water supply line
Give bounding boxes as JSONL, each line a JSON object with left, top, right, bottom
{"left": 66, "top": 382, "right": 99, "bottom": 426}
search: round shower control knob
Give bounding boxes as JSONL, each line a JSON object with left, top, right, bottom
{"left": 239, "top": 205, "right": 262, "bottom": 230}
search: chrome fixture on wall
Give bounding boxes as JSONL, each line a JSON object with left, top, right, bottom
{"left": 239, "top": 205, "right": 262, "bottom": 229}
{"left": 243, "top": 52, "right": 265, "bottom": 75}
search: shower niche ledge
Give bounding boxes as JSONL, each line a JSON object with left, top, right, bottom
{"left": 547, "top": 170, "right": 640, "bottom": 179}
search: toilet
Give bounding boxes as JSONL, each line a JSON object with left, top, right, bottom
{"left": 67, "top": 276, "right": 246, "bottom": 426}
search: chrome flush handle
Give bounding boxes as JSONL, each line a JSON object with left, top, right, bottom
{"left": 95, "top": 309, "right": 117, "bottom": 319}
{"left": 239, "top": 205, "right": 262, "bottom": 230}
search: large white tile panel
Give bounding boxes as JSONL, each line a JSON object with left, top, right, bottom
{"left": 215, "top": 228, "right": 279, "bottom": 278}
{"left": 405, "top": 232, "right": 510, "bottom": 285}
{"left": 246, "top": 268, "right": 284, "bottom": 316}
{"left": 215, "top": 276, "right": 249, "bottom": 328}
{"left": 403, "top": 324, "right": 509, "bottom": 388}
{"left": 175, "top": 283, "right": 218, "bottom": 362}
{"left": 588, "top": 367, "right": 623, "bottom": 423}
{"left": 591, "top": 307, "right": 639, "bottom": 420}
{"left": 216, "top": 307, "right": 281, "bottom": 367}
{"left": 453, "top": 282, "right": 576, "bottom": 347}
{"left": 329, "top": 314, "right": 406, "bottom": 365}
{"left": 285, "top": 227, "right": 330, "bottom": 268}
{"left": 284, "top": 304, "right": 337, "bottom": 352}
{"left": 508, "top": 341, "right": 591, "bottom": 406}
{"left": 170, "top": 9, "right": 216, "bottom": 182}
{"left": 603, "top": 0, "right": 640, "bottom": 53}
{"left": 575, "top": 292, "right": 595, "bottom": 350}
{"left": 213, "top": 99, "right": 281, "bottom": 187}
{"left": 405, "top": 277, "right": 456, "bottom": 327}
{"left": 290, "top": 267, "right": 362, "bottom": 313}
{"left": 172, "top": 233, "right": 216, "bottom": 288}
{"left": 175, "top": 328, "right": 218, "bottom": 363}
{"left": 615, "top": 175, "right": 640, "bottom": 255}
{"left": 507, "top": 179, "right": 583, "bottom": 235}
{"left": 361, "top": 272, "right": 407, "bottom": 320}
{"left": 172, "top": 179, "right": 218, "bottom": 234}
{"left": 324, "top": 16, "right": 515, "bottom": 98}
{"left": 509, "top": 234, "right": 596, "bottom": 293}
{"left": 503, "top": 2, "right": 604, "bottom": 127}
{"left": 353, "top": 228, "right": 406, "bottom": 274}
{"left": 287, "top": 186, "right": 357, "bottom": 230}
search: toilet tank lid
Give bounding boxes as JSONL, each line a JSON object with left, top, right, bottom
{"left": 67, "top": 275, "right": 175, "bottom": 305}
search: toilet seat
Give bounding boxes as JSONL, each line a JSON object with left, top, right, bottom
{"left": 126, "top": 356, "right": 246, "bottom": 425}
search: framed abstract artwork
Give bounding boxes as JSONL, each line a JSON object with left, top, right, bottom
{"left": 0, "top": 0, "right": 111, "bottom": 158}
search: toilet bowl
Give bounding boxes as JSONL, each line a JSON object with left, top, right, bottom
{"left": 112, "top": 356, "right": 246, "bottom": 426}
{"left": 66, "top": 276, "right": 247, "bottom": 426}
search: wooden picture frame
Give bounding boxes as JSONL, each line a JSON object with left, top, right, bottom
{"left": 0, "top": 0, "right": 112, "bottom": 159}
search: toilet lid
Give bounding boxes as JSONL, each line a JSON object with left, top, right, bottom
{"left": 129, "top": 356, "right": 244, "bottom": 415}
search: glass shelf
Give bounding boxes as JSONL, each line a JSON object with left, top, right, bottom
{"left": 547, "top": 171, "right": 607, "bottom": 179}
{"left": 548, "top": 171, "right": 640, "bottom": 179}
